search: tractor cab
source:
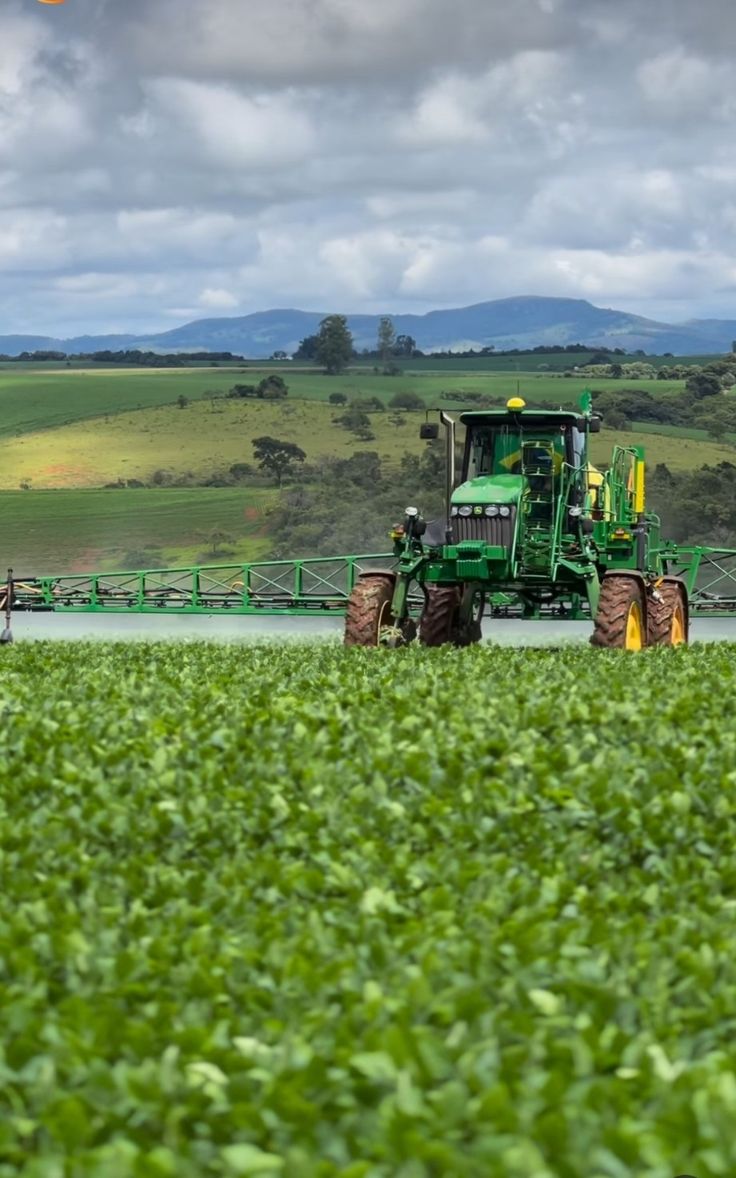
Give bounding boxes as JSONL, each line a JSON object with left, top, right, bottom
{"left": 452, "top": 401, "right": 596, "bottom": 522}
{"left": 460, "top": 403, "right": 589, "bottom": 485}
{"left": 441, "top": 399, "right": 603, "bottom": 575}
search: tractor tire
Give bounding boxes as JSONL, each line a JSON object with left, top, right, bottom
{"left": 648, "top": 581, "right": 688, "bottom": 646}
{"left": 419, "top": 586, "right": 462, "bottom": 647}
{"left": 344, "top": 575, "right": 395, "bottom": 647}
{"left": 590, "top": 575, "right": 647, "bottom": 650}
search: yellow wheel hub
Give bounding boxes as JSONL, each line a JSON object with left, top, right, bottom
{"left": 671, "top": 602, "right": 686, "bottom": 645}
{"left": 625, "top": 601, "right": 644, "bottom": 650}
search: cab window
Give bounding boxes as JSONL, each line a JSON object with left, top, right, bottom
{"left": 467, "top": 424, "right": 570, "bottom": 478}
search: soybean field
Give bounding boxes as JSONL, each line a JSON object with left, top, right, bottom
{"left": 0, "top": 641, "right": 733, "bottom": 1176}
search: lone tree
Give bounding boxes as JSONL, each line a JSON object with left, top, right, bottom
{"left": 252, "top": 435, "right": 306, "bottom": 486}
{"left": 395, "top": 333, "right": 417, "bottom": 357}
{"left": 205, "top": 527, "right": 235, "bottom": 557}
{"left": 316, "top": 314, "right": 354, "bottom": 375}
{"left": 377, "top": 316, "right": 397, "bottom": 373}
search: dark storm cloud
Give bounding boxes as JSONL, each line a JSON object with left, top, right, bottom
{"left": 1, "top": 0, "right": 735, "bottom": 334}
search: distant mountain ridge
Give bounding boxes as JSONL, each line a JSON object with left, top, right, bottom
{"left": 2, "top": 296, "right": 735, "bottom": 357}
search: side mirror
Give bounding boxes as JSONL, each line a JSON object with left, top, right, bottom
{"left": 420, "top": 422, "right": 439, "bottom": 440}
{"left": 589, "top": 416, "right": 602, "bottom": 433}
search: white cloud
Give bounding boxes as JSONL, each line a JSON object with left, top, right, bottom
{"left": 397, "top": 51, "right": 567, "bottom": 147}
{"left": 637, "top": 50, "right": 736, "bottom": 120}
{"left": 0, "top": 12, "right": 48, "bottom": 95}
{"left": 0, "top": 208, "right": 69, "bottom": 269}
{"left": 199, "top": 288, "right": 239, "bottom": 309}
{"left": 115, "top": 208, "right": 242, "bottom": 262}
{"left": 129, "top": 0, "right": 575, "bottom": 84}
{"left": 148, "top": 79, "right": 316, "bottom": 168}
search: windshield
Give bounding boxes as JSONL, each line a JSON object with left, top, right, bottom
{"left": 465, "top": 422, "right": 573, "bottom": 480}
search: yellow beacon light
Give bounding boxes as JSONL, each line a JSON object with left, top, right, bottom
{"left": 506, "top": 397, "right": 526, "bottom": 410}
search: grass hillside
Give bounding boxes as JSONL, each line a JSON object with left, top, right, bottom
{"left": 0, "top": 400, "right": 425, "bottom": 489}
{"left": 3, "top": 488, "right": 275, "bottom": 575}
{"left": 0, "top": 397, "right": 731, "bottom": 491}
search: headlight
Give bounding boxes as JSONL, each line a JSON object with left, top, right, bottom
{"left": 405, "top": 506, "right": 419, "bottom": 518}
{"left": 450, "top": 506, "right": 459, "bottom": 517}
{"left": 458, "top": 505, "right": 472, "bottom": 517}
{"left": 485, "top": 505, "right": 499, "bottom": 517}
{"left": 499, "top": 506, "right": 511, "bottom": 518}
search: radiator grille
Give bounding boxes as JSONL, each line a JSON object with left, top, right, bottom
{"left": 452, "top": 510, "right": 515, "bottom": 546}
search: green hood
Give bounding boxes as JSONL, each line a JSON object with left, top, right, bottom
{"left": 451, "top": 474, "right": 524, "bottom": 507}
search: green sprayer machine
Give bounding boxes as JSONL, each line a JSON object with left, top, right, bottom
{"left": 346, "top": 393, "right": 688, "bottom": 651}
{"left": 3, "top": 392, "right": 736, "bottom": 649}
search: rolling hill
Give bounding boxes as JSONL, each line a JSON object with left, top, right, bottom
{"left": 3, "top": 296, "right": 736, "bottom": 358}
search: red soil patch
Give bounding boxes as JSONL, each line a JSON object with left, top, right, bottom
{"left": 68, "top": 547, "right": 106, "bottom": 574}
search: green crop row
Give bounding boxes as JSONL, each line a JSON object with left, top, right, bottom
{"left": 0, "top": 642, "right": 734, "bottom": 1176}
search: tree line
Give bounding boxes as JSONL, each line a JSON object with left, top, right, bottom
{"left": 2, "top": 350, "right": 245, "bottom": 365}
{"left": 592, "top": 356, "right": 736, "bottom": 439}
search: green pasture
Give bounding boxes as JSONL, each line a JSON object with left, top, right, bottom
{"left": 2, "top": 487, "right": 275, "bottom": 575}
{"left": 0, "top": 366, "right": 690, "bottom": 442}
{"left": 630, "top": 420, "right": 736, "bottom": 445}
{"left": 0, "top": 349, "right": 722, "bottom": 376}
{"left": 256, "top": 371, "right": 687, "bottom": 404}
{"left": 0, "top": 369, "right": 232, "bottom": 438}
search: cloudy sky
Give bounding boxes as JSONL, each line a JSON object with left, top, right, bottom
{"left": 1, "top": 0, "right": 736, "bottom": 336}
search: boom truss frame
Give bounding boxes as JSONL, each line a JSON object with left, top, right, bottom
{"left": 3, "top": 544, "right": 736, "bottom": 621}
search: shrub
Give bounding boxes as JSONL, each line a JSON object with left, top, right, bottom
{"left": 388, "top": 391, "right": 424, "bottom": 411}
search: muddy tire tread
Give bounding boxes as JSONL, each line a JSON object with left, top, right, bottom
{"left": 344, "top": 576, "right": 394, "bottom": 647}
{"left": 590, "top": 576, "right": 645, "bottom": 649}
{"left": 648, "top": 581, "right": 687, "bottom": 646}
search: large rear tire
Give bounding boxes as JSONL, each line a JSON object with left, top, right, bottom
{"left": 590, "top": 575, "right": 647, "bottom": 650}
{"left": 648, "top": 581, "right": 688, "bottom": 646}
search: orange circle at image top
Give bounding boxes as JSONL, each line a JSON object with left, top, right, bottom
{"left": 36, "top": 1, "right": 66, "bottom": 5}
